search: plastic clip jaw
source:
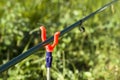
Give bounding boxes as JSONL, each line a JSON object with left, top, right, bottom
{"left": 40, "top": 26, "right": 60, "bottom": 52}
{"left": 40, "top": 26, "right": 60, "bottom": 68}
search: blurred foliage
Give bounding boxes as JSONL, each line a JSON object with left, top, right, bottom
{"left": 0, "top": 0, "right": 120, "bottom": 80}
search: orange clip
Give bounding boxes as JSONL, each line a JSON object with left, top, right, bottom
{"left": 40, "top": 26, "right": 60, "bottom": 52}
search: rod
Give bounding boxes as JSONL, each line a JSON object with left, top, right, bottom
{"left": 0, "top": 0, "right": 118, "bottom": 73}
{"left": 47, "top": 68, "right": 51, "bottom": 80}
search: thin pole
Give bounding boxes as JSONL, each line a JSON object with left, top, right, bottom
{"left": 47, "top": 68, "right": 50, "bottom": 80}
{"left": 0, "top": 0, "right": 118, "bottom": 73}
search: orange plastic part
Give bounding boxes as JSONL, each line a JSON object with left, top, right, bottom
{"left": 40, "top": 26, "right": 60, "bottom": 52}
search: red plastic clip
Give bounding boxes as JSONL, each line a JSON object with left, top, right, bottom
{"left": 40, "top": 26, "right": 60, "bottom": 52}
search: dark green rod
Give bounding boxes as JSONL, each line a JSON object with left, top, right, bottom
{"left": 0, "top": 0, "right": 118, "bottom": 73}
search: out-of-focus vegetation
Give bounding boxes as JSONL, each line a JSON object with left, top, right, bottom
{"left": 0, "top": 0, "right": 120, "bottom": 80}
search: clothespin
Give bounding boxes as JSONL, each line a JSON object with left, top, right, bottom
{"left": 40, "top": 26, "right": 60, "bottom": 80}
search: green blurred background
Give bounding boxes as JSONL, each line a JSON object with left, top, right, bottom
{"left": 0, "top": 0, "right": 120, "bottom": 80}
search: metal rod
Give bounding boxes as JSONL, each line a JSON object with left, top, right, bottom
{"left": 81, "top": 0, "right": 119, "bottom": 22}
{"left": 47, "top": 68, "right": 51, "bottom": 80}
{"left": 0, "top": 0, "right": 118, "bottom": 73}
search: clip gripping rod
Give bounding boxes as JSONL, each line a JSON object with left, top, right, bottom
{"left": 40, "top": 26, "right": 60, "bottom": 80}
{"left": 0, "top": 0, "right": 119, "bottom": 73}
